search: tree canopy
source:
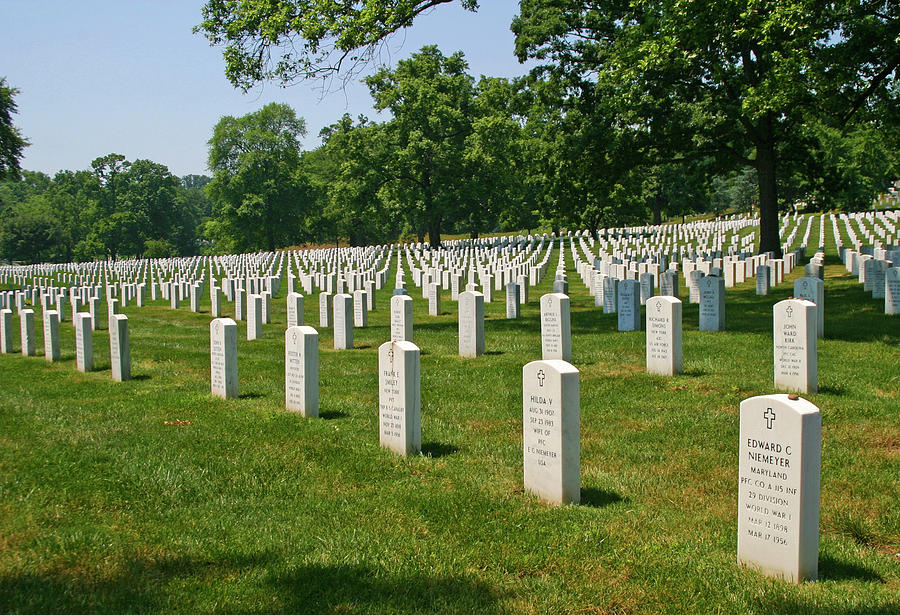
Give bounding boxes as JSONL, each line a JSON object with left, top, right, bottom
{"left": 0, "top": 77, "right": 29, "bottom": 180}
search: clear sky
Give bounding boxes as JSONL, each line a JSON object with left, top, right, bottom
{"left": 1, "top": 0, "right": 533, "bottom": 178}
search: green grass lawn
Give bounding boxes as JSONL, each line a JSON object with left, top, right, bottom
{"left": 1, "top": 232, "right": 898, "bottom": 614}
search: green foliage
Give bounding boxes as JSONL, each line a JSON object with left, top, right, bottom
{"left": 0, "top": 77, "right": 29, "bottom": 180}
{"left": 207, "top": 103, "right": 313, "bottom": 251}
{"left": 511, "top": 0, "right": 900, "bottom": 253}
{"left": 0, "top": 159, "right": 206, "bottom": 263}
{"left": 195, "top": 0, "right": 478, "bottom": 90}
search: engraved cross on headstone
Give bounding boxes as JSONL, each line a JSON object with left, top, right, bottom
{"left": 764, "top": 407, "right": 776, "bottom": 429}
{"left": 537, "top": 369, "right": 546, "bottom": 387}
{"left": 785, "top": 306, "right": 793, "bottom": 318}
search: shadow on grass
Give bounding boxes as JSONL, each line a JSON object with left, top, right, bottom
{"left": 581, "top": 487, "right": 625, "bottom": 508}
{"left": 818, "top": 553, "right": 884, "bottom": 583}
{"left": 817, "top": 382, "right": 847, "bottom": 396}
{"left": 0, "top": 554, "right": 506, "bottom": 614}
{"left": 238, "top": 392, "right": 264, "bottom": 400}
{"left": 130, "top": 374, "right": 151, "bottom": 381}
{"left": 422, "top": 441, "right": 459, "bottom": 458}
{"left": 319, "top": 410, "right": 347, "bottom": 420}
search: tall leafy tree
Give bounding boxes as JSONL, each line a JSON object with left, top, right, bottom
{"left": 207, "top": 103, "right": 312, "bottom": 251}
{"left": 512, "top": 0, "right": 900, "bottom": 254}
{"left": 0, "top": 77, "right": 29, "bottom": 180}
{"left": 365, "top": 46, "right": 476, "bottom": 247}
{"left": 196, "top": 0, "right": 478, "bottom": 89}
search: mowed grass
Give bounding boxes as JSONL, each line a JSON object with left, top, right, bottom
{"left": 0, "top": 240, "right": 898, "bottom": 614}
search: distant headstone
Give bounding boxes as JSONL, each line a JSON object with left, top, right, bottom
{"left": 646, "top": 296, "right": 682, "bottom": 376}
{"left": 602, "top": 276, "right": 618, "bottom": 314}
{"left": 210, "top": 317, "right": 238, "bottom": 398}
{"left": 390, "top": 294, "right": 414, "bottom": 342}
{"left": 427, "top": 282, "right": 441, "bottom": 316}
{"left": 234, "top": 287, "right": 245, "bottom": 321}
{"left": 333, "top": 293, "right": 354, "bottom": 350}
{"left": 378, "top": 340, "right": 422, "bottom": 457}
{"left": 43, "top": 310, "right": 60, "bottom": 362}
{"left": 639, "top": 272, "right": 655, "bottom": 305}
{"left": 247, "top": 294, "right": 263, "bottom": 340}
{"left": 261, "top": 290, "right": 272, "bottom": 324}
{"left": 522, "top": 359, "right": 580, "bottom": 505}
{"left": 4, "top": 308, "right": 19, "bottom": 352}
{"left": 353, "top": 289, "right": 368, "bottom": 327}
{"left": 552, "top": 278, "right": 568, "bottom": 294}
{"left": 287, "top": 292, "right": 304, "bottom": 328}
{"left": 540, "top": 293, "right": 572, "bottom": 361}
{"left": 756, "top": 265, "right": 771, "bottom": 295}
{"left": 617, "top": 279, "right": 641, "bottom": 331}
{"left": 793, "top": 277, "right": 824, "bottom": 339}
{"left": 210, "top": 285, "right": 222, "bottom": 318}
{"left": 109, "top": 314, "right": 131, "bottom": 381}
{"left": 458, "top": 290, "right": 485, "bottom": 358}
{"left": 506, "top": 283, "right": 520, "bottom": 318}
{"left": 19, "top": 308, "right": 35, "bottom": 356}
{"left": 319, "top": 292, "right": 333, "bottom": 327}
{"left": 699, "top": 276, "right": 725, "bottom": 332}
{"left": 886, "top": 267, "right": 900, "bottom": 315}
{"left": 773, "top": 299, "right": 817, "bottom": 394}
{"left": 75, "top": 312, "right": 94, "bottom": 372}
{"left": 738, "top": 394, "right": 821, "bottom": 583}
{"left": 285, "top": 325, "right": 319, "bottom": 417}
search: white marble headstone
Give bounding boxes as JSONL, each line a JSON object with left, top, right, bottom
{"left": 522, "top": 359, "right": 580, "bottom": 505}
{"left": 540, "top": 293, "right": 572, "bottom": 361}
{"left": 378, "top": 340, "right": 422, "bottom": 457}
{"left": 390, "top": 294, "right": 414, "bottom": 342}
{"left": 285, "top": 325, "right": 318, "bottom": 417}
{"left": 773, "top": 299, "right": 817, "bottom": 394}
{"left": 646, "top": 296, "right": 682, "bottom": 376}
{"left": 738, "top": 394, "right": 821, "bottom": 583}
{"left": 458, "top": 290, "right": 485, "bottom": 358}
{"left": 210, "top": 317, "right": 238, "bottom": 398}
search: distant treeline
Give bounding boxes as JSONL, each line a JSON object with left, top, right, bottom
{"left": 2, "top": 47, "right": 897, "bottom": 264}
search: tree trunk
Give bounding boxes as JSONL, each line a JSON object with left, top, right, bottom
{"left": 428, "top": 216, "right": 442, "bottom": 249}
{"left": 755, "top": 118, "right": 782, "bottom": 257}
{"left": 651, "top": 196, "right": 662, "bottom": 225}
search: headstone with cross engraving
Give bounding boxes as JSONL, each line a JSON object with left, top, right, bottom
{"left": 738, "top": 394, "right": 821, "bottom": 583}
{"left": 285, "top": 325, "right": 318, "bottom": 417}
{"left": 540, "top": 293, "right": 572, "bottom": 361}
{"left": 210, "top": 317, "right": 238, "bottom": 398}
{"left": 793, "top": 277, "right": 824, "bottom": 339}
{"left": 522, "top": 359, "right": 580, "bottom": 505}
{"left": 699, "top": 275, "right": 726, "bottom": 332}
{"left": 617, "top": 279, "right": 641, "bottom": 331}
{"left": 287, "top": 292, "right": 304, "bottom": 328}
{"left": 646, "top": 296, "right": 682, "bottom": 376}
{"left": 378, "top": 340, "right": 421, "bottom": 457}
{"left": 390, "top": 294, "right": 414, "bottom": 342}
{"left": 333, "top": 293, "right": 354, "bottom": 350}
{"left": 459, "top": 290, "right": 485, "bottom": 358}
{"left": 773, "top": 299, "right": 817, "bottom": 394}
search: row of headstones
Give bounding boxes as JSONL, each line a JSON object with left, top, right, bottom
{"left": 840, "top": 248, "right": 900, "bottom": 314}
{"left": 209, "top": 302, "right": 822, "bottom": 585}
{"left": 0, "top": 308, "right": 130, "bottom": 381}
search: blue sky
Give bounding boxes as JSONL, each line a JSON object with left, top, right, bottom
{"left": 1, "top": 0, "right": 533, "bottom": 177}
